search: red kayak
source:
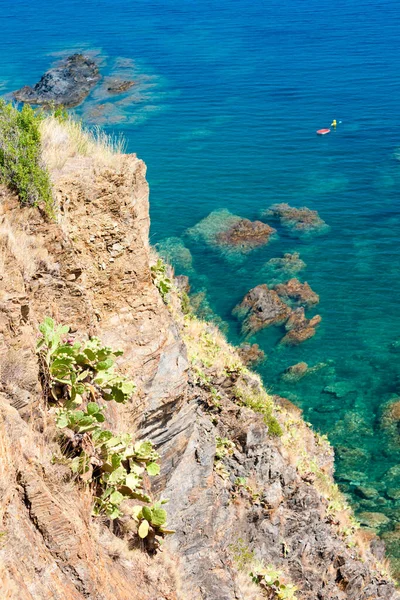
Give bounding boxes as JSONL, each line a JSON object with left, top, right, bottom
{"left": 317, "top": 128, "right": 330, "bottom": 135}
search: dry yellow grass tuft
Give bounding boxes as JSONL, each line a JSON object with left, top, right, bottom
{"left": 0, "top": 217, "right": 53, "bottom": 281}
{"left": 40, "top": 116, "right": 126, "bottom": 172}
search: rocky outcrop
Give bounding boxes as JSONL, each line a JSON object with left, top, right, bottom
{"left": 238, "top": 343, "right": 265, "bottom": 366}
{"left": 233, "top": 284, "right": 291, "bottom": 335}
{"left": 274, "top": 278, "right": 319, "bottom": 308}
{"left": 281, "top": 361, "right": 309, "bottom": 382}
{"left": 186, "top": 209, "right": 276, "bottom": 261}
{"left": 265, "top": 202, "right": 329, "bottom": 236}
{"left": 14, "top": 54, "right": 101, "bottom": 107}
{"left": 281, "top": 308, "right": 321, "bottom": 345}
{"left": 216, "top": 218, "right": 276, "bottom": 251}
{"left": 0, "top": 128, "right": 397, "bottom": 600}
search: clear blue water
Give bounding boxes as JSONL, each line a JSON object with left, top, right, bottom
{"left": 2, "top": 0, "right": 400, "bottom": 556}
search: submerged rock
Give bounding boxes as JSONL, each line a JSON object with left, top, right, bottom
{"left": 280, "top": 308, "right": 321, "bottom": 346}
{"left": 187, "top": 209, "right": 276, "bottom": 261}
{"left": 157, "top": 236, "right": 194, "bottom": 272}
{"left": 264, "top": 202, "right": 329, "bottom": 237}
{"left": 381, "top": 398, "right": 400, "bottom": 447}
{"left": 358, "top": 512, "right": 390, "bottom": 529}
{"left": 106, "top": 78, "right": 135, "bottom": 93}
{"left": 324, "top": 381, "right": 356, "bottom": 398}
{"left": 263, "top": 251, "right": 306, "bottom": 282}
{"left": 14, "top": 54, "right": 101, "bottom": 107}
{"left": 274, "top": 278, "right": 319, "bottom": 308}
{"left": 233, "top": 284, "right": 291, "bottom": 335}
{"left": 281, "top": 362, "right": 309, "bottom": 382}
{"left": 215, "top": 218, "right": 276, "bottom": 251}
{"left": 237, "top": 343, "right": 265, "bottom": 366}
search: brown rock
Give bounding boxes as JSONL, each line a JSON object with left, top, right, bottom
{"left": 274, "top": 278, "right": 319, "bottom": 307}
{"left": 233, "top": 284, "right": 291, "bottom": 335}
{"left": 216, "top": 218, "right": 276, "bottom": 251}
{"left": 280, "top": 308, "right": 321, "bottom": 345}
{"left": 381, "top": 398, "right": 400, "bottom": 447}
{"left": 237, "top": 343, "right": 265, "bottom": 366}
{"left": 106, "top": 79, "right": 135, "bottom": 93}
{"left": 265, "top": 202, "right": 329, "bottom": 236}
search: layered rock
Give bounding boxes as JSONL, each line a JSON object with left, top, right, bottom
{"left": 280, "top": 308, "right": 322, "bottom": 345}
{"left": 233, "top": 284, "right": 291, "bottom": 335}
{"left": 14, "top": 54, "right": 101, "bottom": 107}
{"left": 274, "top": 277, "right": 319, "bottom": 307}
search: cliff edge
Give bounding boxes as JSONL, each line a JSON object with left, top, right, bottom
{"left": 0, "top": 116, "right": 397, "bottom": 600}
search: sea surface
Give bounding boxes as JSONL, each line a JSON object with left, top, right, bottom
{"left": 2, "top": 0, "right": 400, "bottom": 563}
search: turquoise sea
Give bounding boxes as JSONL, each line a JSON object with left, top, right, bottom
{"left": 2, "top": 0, "right": 400, "bottom": 561}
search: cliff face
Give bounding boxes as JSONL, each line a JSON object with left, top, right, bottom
{"left": 0, "top": 141, "right": 398, "bottom": 600}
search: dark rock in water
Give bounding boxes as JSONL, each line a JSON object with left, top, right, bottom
{"left": 281, "top": 361, "right": 309, "bottom": 382}
{"left": 280, "top": 307, "right": 321, "bottom": 345}
{"left": 274, "top": 277, "right": 319, "bottom": 308}
{"left": 106, "top": 79, "right": 135, "bottom": 94}
{"left": 216, "top": 218, "right": 276, "bottom": 251}
{"left": 233, "top": 284, "right": 291, "bottom": 335}
{"left": 14, "top": 54, "right": 101, "bottom": 107}
{"left": 237, "top": 343, "right": 265, "bottom": 366}
{"left": 174, "top": 275, "right": 191, "bottom": 294}
{"left": 264, "top": 202, "right": 329, "bottom": 236}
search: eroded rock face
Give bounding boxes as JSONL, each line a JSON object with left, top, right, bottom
{"left": 0, "top": 146, "right": 397, "bottom": 600}
{"left": 265, "top": 202, "right": 329, "bottom": 236}
{"left": 274, "top": 278, "right": 319, "bottom": 308}
{"left": 216, "top": 218, "right": 276, "bottom": 251}
{"left": 233, "top": 284, "right": 291, "bottom": 335}
{"left": 280, "top": 308, "right": 321, "bottom": 345}
{"left": 14, "top": 54, "right": 101, "bottom": 107}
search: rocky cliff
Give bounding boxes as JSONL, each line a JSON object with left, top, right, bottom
{"left": 0, "top": 121, "right": 398, "bottom": 600}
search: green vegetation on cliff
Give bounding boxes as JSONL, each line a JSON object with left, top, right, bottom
{"left": 0, "top": 101, "right": 54, "bottom": 217}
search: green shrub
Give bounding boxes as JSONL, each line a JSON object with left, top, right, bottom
{"left": 37, "top": 317, "right": 172, "bottom": 551}
{"left": 234, "top": 385, "right": 283, "bottom": 437}
{"left": 37, "top": 316, "right": 135, "bottom": 405}
{"left": 0, "top": 101, "right": 54, "bottom": 217}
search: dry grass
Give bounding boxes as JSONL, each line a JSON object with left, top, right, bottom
{"left": 40, "top": 116, "right": 126, "bottom": 172}
{"left": 0, "top": 217, "right": 54, "bottom": 281}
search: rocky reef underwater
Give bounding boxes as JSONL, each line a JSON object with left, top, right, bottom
{"left": 158, "top": 201, "right": 400, "bottom": 578}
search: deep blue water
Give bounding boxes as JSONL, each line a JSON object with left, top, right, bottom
{"left": 2, "top": 0, "right": 400, "bottom": 556}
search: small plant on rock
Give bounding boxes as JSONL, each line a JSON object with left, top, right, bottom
{"left": 250, "top": 564, "right": 298, "bottom": 600}
{"left": 151, "top": 258, "right": 173, "bottom": 302}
